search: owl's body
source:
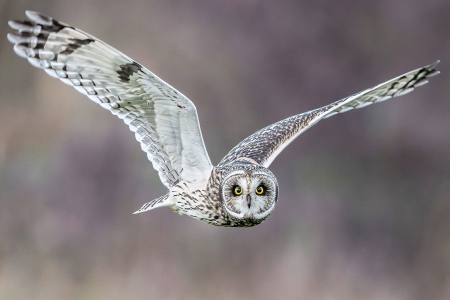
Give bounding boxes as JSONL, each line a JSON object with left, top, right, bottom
{"left": 8, "top": 11, "right": 440, "bottom": 227}
{"left": 152, "top": 164, "right": 277, "bottom": 227}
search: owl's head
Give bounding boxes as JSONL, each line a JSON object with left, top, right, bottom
{"left": 219, "top": 164, "right": 278, "bottom": 226}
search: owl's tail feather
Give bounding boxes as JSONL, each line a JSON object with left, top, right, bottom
{"left": 133, "top": 193, "right": 171, "bottom": 214}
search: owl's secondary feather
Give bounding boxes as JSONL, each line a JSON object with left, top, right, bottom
{"left": 219, "top": 61, "right": 440, "bottom": 168}
{"left": 8, "top": 11, "right": 213, "bottom": 189}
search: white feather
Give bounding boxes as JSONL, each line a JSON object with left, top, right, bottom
{"left": 8, "top": 11, "right": 213, "bottom": 189}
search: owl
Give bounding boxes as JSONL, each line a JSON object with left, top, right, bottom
{"left": 8, "top": 11, "right": 440, "bottom": 227}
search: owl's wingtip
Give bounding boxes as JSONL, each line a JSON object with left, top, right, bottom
{"left": 25, "top": 10, "right": 39, "bottom": 19}
{"left": 7, "top": 33, "right": 19, "bottom": 44}
{"left": 25, "top": 10, "right": 53, "bottom": 25}
{"left": 431, "top": 60, "right": 440, "bottom": 68}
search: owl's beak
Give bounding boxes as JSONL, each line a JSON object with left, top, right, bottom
{"left": 247, "top": 194, "right": 251, "bottom": 208}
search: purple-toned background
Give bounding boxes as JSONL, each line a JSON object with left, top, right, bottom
{"left": 1, "top": 1, "right": 449, "bottom": 299}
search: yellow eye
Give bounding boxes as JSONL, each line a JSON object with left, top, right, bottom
{"left": 233, "top": 186, "right": 243, "bottom": 196}
{"left": 255, "top": 186, "right": 264, "bottom": 195}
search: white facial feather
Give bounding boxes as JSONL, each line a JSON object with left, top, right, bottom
{"left": 221, "top": 169, "right": 278, "bottom": 221}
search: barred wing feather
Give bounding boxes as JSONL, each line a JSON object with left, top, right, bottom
{"left": 8, "top": 11, "right": 213, "bottom": 189}
{"left": 219, "top": 61, "right": 439, "bottom": 167}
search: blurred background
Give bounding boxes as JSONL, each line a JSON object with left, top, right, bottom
{"left": 0, "top": 0, "right": 449, "bottom": 299}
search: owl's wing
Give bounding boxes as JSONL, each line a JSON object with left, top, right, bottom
{"left": 219, "top": 61, "right": 439, "bottom": 168}
{"left": 8, "top": 11, "right": 213, "bottom": 189}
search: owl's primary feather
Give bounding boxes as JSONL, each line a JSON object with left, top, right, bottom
{"left": 8, "top": 11, "right": 440, "bottom": 227}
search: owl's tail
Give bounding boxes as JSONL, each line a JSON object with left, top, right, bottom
{"left": 133, "top": 193, "right": 171, "bottom": 214}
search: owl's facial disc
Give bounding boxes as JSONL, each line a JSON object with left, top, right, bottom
{"left": 221, "top": 168, "right": 278, "bottom": 223}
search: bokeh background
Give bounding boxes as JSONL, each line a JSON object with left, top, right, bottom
{"left": 1, "top": 0, "right": 449, "bottom": 299}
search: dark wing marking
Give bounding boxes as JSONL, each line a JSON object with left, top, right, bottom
{"left": 219, "top": 61, "right": 440, "bottom": 167}
{"left": 8, "top": 11, "right": 213, "bottom": 188}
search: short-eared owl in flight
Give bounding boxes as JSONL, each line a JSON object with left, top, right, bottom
{"left": 8, "top": 11, "right": 440, "bottom": 227}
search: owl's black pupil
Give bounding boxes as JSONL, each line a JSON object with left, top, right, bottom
{"left": 233, "top": 186, "right": 242, "bottom": 195}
